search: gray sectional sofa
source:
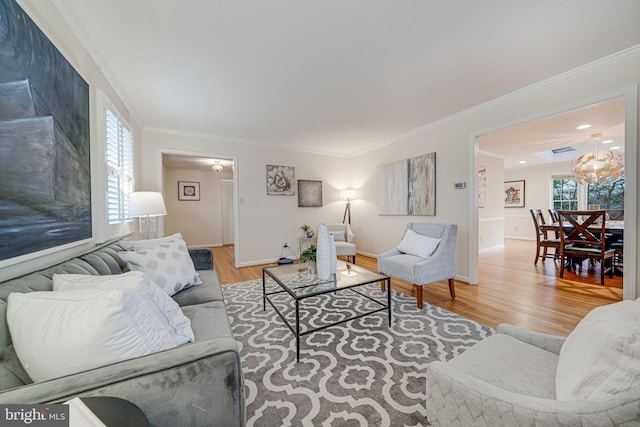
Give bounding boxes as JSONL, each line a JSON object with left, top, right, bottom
{"left": 0, "top": 239, "right": 245, "bottom": 426}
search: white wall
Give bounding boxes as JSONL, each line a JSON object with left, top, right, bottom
{"left": 141, "top": 130, "right": 351, "bottom": 266}
{"left": 504, "top": 161, "right": 573, "bottom": 240}
{"left": 478, "top": 153, "right": 505, "bottom": 252}
{"left": 345, "top": 52, "right": 640, "bottom": 287}
{"left": 163, "top": 167, "right": 234, "bottom": 247}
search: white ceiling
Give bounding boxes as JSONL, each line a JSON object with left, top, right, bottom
{"left": 60, "top": 0, "right": 640, "bottom": 158}
{"left": 478, "top": 98, "right": 625, "bottom": 169}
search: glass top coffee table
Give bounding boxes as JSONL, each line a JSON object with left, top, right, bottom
{"left": 262, "top": 261, "right": 391, "bottom": 361}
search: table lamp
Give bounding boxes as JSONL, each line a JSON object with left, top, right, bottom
{"left": 130, "top": 191, "right": 167, "bottom": 239}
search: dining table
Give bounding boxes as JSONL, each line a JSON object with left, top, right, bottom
{"left": 540, "top": 220, "right": 624, "bottom": 237}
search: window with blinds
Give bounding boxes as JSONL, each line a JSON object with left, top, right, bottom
{"left": 105, "top": 107, "right": 134, "bottom": 226}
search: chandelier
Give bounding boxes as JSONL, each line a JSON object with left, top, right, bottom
{"left": 212, "top": 161, "right": 223, "bottom": 172}
{"left": 571, "top": 149, "right": 624, "bottom": 185}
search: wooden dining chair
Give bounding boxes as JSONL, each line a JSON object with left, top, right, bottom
{"left": 606, "top": 209, "right": 624, "bottom": 221}
{"left": 558, "top": 210, "right": 615, "bottom": 285}
{"left": 548, "top": 208, "right": 560, "bottom": 224}
{"left": 530, "top": 209, "right": 560, "bottom": 264}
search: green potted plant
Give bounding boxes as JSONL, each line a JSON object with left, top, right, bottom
{"left": 300, "top": 224, "right": 314, "bottom": 238}
{"left": 299, "top": 244, "right": 317, "bottom": 274}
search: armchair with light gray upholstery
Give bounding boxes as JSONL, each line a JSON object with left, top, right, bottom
{"left": 378, "top": 223, "right": 457, "bottom": 309}
{"left": 326, "top": 223, "right": 356, "bottom": 264}
{"left": 425, "top": 323, "right": 640, "bottom": 426}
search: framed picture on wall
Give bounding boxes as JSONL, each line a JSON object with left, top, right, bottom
{"left": 178, "top": 181, "right": 200, "bottom": 201}
{"left": 504, "top": 180, "right": 525, "bottom": 208}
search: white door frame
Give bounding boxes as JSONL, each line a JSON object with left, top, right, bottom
{"left": 156, "top": 148, "right": 240, "bottom": 268}
{"left": 468, "top": 85, "right": 637, "bottom": 299}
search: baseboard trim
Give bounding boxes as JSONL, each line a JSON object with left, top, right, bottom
{"left": 479, "top": 244, "right": 505, "bottom": 253}
{"left": 504, "top": 236, "right": 535, "bottom": 241}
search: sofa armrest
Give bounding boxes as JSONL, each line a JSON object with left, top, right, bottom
{"left": 0, "top": 337, "right": 245, "bottom": 427}
{"left": 496, "top": 324, "right": 566, "bottom": 355}
{"left": 426, "top": 361, "right": 640, "bottom": 426}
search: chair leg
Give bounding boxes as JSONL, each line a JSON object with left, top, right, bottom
{"left": 448, "top": 278, "right": 456, "bottom": 299}
{"left": 381, "top": 282, "right": 386, "bottom": 292}
{"left": 534, "top": 246, "right": 540, "bottom": 264}
{"left": 352, "top": 255, "right": 356, "bottom": 264}
{"left": 414, "top": 284, "right": 423, "bottom": 309}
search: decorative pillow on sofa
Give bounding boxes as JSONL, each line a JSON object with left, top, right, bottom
{"left": 7, "top": 288, "right": 177, "bottom": 383}
{"left": 118, "top": 236, "right": 202, "bottom": 296}
{"left": 397, "top": 229, "right": 441, "bottom": 259}
{"left": 555, "top": 300, "right": 640, "bottom": 401}
{"left": 120, "top": 233, "right": 183, "bottom": 251}
{"left": 53, "top": 272, "right": 194, "bottom": 346}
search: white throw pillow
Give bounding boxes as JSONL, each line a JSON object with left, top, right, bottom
{"left": 555, "top": 300, "right": 640, "bottom": 401}
{"left": 330, "top": 231, "right": 345, "bottom": 242}
{"left": 118, "top": 238, "right": 202, "bottom": 296}
{"left": 120, "top": 233, "right": 183, "bottom": 251}
{"left": 7, "top": 289, "right": 177, "bottom": 382}
{"left": 397, "top": 229, "right": 441, "bottom": 258}
{"left": 53, "top": 272, "right": 194, "bottom": 346}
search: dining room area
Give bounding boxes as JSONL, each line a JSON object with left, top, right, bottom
{"left": 476, "top": 95, "right": 628, "bottom": 301}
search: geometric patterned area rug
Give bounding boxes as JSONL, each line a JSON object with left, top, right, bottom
{"left": 222, "top": 279, "right": 493, "bottom": 427}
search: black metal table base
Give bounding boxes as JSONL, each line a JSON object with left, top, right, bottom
{"left": 262, "top": 269, "right": 391, "bottom": 362}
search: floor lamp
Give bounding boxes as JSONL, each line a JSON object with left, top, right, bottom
{"left": 130, "top": 191, "right": 167, "bottom": 239}
{"left": 341, "top": 189, "right": 356, "bottom": 225}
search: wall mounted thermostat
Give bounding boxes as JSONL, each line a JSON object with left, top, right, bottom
{"left": 454, "top": 182, "right": 466, "bottom": 189}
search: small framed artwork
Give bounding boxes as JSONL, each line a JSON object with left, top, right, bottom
{"left": 178, "top": 181, "right": 200, "bottom": 201}
{"left": 504, "top": 180, "right": 525, "bottom": 208}
{"left": 478, "top": 164, "right": 487, "bottom": 209}
{"left": 266, "top": 165, "right": 295, "bottom": 195}
{"left": 298, "top": 180, "right": 323, "bottom": 207}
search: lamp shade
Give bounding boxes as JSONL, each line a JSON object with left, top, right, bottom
{"left": 340, "top": 189, "right": 356, "bottom": 201}
{"left": 130, "top": 192, "right": 167, "bottom": 217}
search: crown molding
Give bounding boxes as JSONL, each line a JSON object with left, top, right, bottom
{"left": 145, "top": 127, "right": 351, "bottom": 159}
{"left": 353, "top": 44, "right": 640, "bottom": 158}
{"left": 51, "top": 0, "right": 142, "bottom": 127}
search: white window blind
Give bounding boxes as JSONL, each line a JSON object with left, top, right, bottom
{"left": 105, "top": 106, "right": 134, "bottom": 226}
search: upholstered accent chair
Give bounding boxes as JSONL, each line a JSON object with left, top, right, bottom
{"left": 326, "top": 223, "right": 356, "bottom": 263}
{"left": 378, "top": 223, "right": 457, "bottom": 309}
{"left": 426, "top": 311, "right": 640, "bottom": 426}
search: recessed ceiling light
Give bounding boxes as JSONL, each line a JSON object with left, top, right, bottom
{"left": 576, "top": 124, "right": 592, "bottom": 130}
{"left": 601, "top": 139, "right": 613, "bottom": 144}
{"left": 610, "top": 146, "right": 621, "bottom": 150}
{"left": 519, "top": 160, "right": 527, "bottom": 164}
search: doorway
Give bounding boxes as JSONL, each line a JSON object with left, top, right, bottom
{"left": 159, "top": 150, "right": 240, "bottom": 267}
{"left": 469, "top": 88, "right": 637, "bottom": 299}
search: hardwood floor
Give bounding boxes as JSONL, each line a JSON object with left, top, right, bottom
{"left": 212, "top": 238, "right": 622, "bottom": 336}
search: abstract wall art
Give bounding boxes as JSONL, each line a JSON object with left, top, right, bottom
{"left": 478, "top": 164, "right": 487, "bottom": 208}
{"left": 297, "top": 180, "right": 322, "bottom": 207}
{"left": 0, "top": 0, "right": 91, "bottom": 264}
{"left": 377, "top": 152, "right": 436, "bottom": 216}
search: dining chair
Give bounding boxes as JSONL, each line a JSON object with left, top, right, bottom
{"left": 558, "top": 210, "right": 615, "bottom": 285}
{"left": 530, "top": 209, "right": 560, "bottom": 264}
{"left": 606, "top": 209, "right": 624, "bottom": 221}
{"left": 548, "top": 208, "right": 560, "bottom": 224}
